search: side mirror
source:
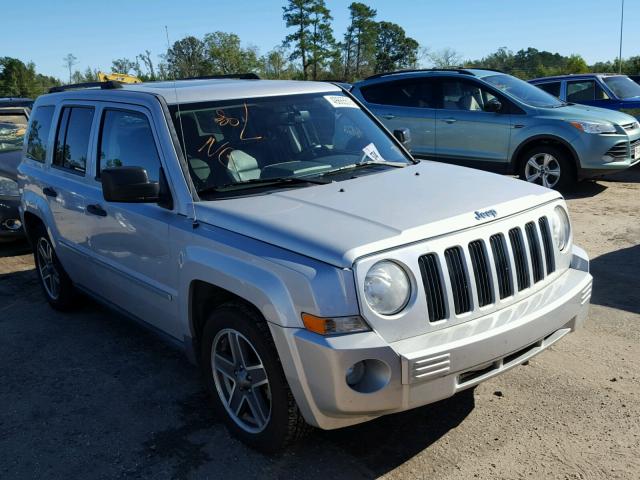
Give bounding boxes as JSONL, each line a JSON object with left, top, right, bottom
{"left": 393, "top": 128, "right": 412, "bottom": 145}
{"left": 102, "top": 166, "right": 159, "bottom": 203}
{"left": 484, "top": 98, "right": 503, "bottom": 113}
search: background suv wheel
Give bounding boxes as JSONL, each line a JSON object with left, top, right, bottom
{"left": 519, "top": 145, "right": 575, "bottom": 191}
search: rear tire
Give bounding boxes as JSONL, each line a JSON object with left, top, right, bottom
{"left": 519, "top": 145, "right": 575, "bottom": 191}
{"left": 32, "top": 225, "right": 75, "bottom": 310}
{"left": 200, "top": 302, "right": 310, "bottom": 452}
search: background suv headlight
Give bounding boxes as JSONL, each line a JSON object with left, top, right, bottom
{"left": 551, "top": 205, "right": 571, "bottom": 251}
{"left": 568, "top": 120, "right": 616, "bottom": 134}
{"left": 364, "top": 260, "right": 411, "bottom": 315}
{"left": 0, "top": 176, "right": 19, "bottom": 197}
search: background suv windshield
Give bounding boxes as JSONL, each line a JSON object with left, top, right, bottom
{"left": 602, "top": 76, "right": 640, "bottom": 99}
{"left": 0, "top": 112, "right": 28, "bottom": 153}
{"left": 171, "top": 92, "right": 409, "bottom": 193}
{"left": 484, "top": 74, "right": 564, "bottom": 107}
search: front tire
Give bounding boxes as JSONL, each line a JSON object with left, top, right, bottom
{"left": 200, "top": 302, "right": 309, "bottom": 452}
{"left": 32, "top": 226, "right": 75, "bottom": 310}
{"left": 519, "top": 145, "right": 575, "bottom": 191}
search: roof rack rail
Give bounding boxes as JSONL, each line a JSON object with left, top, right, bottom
{"left": 364, "top": 66, "right": 505, "bottom": 81}
{"left": 181, "top": 73, "right": 260, "bottom": 80}
{"left": 49, "top": 81, "right": 123, "bottom": 93}
{"left": 364, "top": 68, "right": 473, "bottom": 81}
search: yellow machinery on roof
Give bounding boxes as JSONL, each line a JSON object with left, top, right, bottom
{"left": 97, "top": 72, "right": 142, "bottom": 84}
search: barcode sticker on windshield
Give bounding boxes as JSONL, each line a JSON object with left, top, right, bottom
{"left": 362, "top": 143, "right": 384, "bottom": 162}
{"left": 324, "top": 95, "right": 358, "bottom": 108}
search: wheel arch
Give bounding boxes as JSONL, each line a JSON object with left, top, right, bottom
{"left": 511, "top": 135, "right": 580, "bottom": 172}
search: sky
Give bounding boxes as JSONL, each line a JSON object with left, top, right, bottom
{"left": 4, "top": 0, "right": 638, "bottom": 80}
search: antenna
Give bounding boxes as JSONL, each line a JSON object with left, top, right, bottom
{"left": 165, "top": 25, "right": 199, "bottom": 228}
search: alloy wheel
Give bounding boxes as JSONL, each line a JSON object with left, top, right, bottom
{"left": 36, "top": 237, "right": 60, "bottom": 300}
{"left": 524, "top": 153, "right": 561, "bottom": 189}
{"left": 211, "top": 328, "right": 271, "bottom": 433}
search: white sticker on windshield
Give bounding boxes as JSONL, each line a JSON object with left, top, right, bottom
{"left": 324, "top": 95, "right": 358, "bottom": 108}
{"left": 362, "top": 142, "right": 384, "bottom": 162}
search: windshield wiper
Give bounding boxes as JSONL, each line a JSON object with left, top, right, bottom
{"left": 320, "top": 159, "right": 407, "bottom": 177}
{"left": 197, "top": 175, "right": 331, "bottom": 196}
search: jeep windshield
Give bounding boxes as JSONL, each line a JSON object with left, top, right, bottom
{"left": 484, "top": 74, "right": 565, "bottom": 108}
{"left": 170, "top": 92, "right": 412, "bottom": 196}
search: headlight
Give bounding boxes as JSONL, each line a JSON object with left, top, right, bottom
{"left": 568, "top": 120, "right": 616, "bottom": 134}
{"left": 0, "top": 176, "right": 19, "bottom": 197}
{"left": 550, "top": 206, "right": 571, "bottom": 251}
{"left": 364, "top": 260, "right": 411, "bottom": 315}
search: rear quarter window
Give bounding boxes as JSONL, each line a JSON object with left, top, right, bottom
{"left": 26, "top": 105, "right": 55, "bottom": 162}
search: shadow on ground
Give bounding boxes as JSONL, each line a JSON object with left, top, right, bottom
{"left": 0, "top": 264, "right": 475, "bottom": 479}
{"left": 590, "top": 244, "right": 640, "bottom": 315}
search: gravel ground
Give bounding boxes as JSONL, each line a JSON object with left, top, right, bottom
{"left": 0, "top": 165, "right": 638, "bottom": 480}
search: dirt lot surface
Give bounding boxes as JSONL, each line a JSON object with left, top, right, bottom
{"left": 1, "top": 166, "right": 638, "bottom": 480}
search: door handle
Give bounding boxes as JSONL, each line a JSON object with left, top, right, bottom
{"left": 43, "top": 187, "right": 57, "bottom": 198}
{"left": 86, "top": 204, "right": 107, "bottom": 217}
{"left": 442, "top": 118, "right": 457, "bottom": 124}
{"left": 382, "top": 114, "right": 396, "bottom": 120}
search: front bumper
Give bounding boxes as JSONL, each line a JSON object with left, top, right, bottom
{"left": 271, "top": 248, "right": 592, "bottom": 430}
{"left": 0, "top": 195, "right": 23, "bottom": 239}
{"left": 572, "top": 130, "right": 640, "bottom": 177}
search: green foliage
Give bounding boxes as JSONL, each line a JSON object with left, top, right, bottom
{"left": 0, "top": 57, "right": 60, "bottom": 98}
{"left": 204, "top": 32, "right": 261, "bottom": 75}
{"left": 343, "top": 2, "right": 378, "bottom": 80}
{"left": 375, "top": 22, "right": 419, "bottom": 74}
{"left": 165, "top": 36, "right": 209, "bottom": 78}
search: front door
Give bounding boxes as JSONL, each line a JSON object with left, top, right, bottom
{"left": 435, "top": 78, "right": 511, "bottom": 169}
{"left": 83, "top": 105, "right": 180, "bottom": 339}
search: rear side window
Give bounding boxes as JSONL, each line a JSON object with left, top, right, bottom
{"left": 537, "top": 82, "right": 561, "bottom": 98}
{"left": 97, "top": 109, "right": 161, "bottom": 182}
{"left": 0, "top": 112, "right": 28, "bottom": 154}
{"left": 567, "top": 80, "right": 609, "bottom": 102}
{"left": 361, "top": 79, "right": 437, "bottom": 108}
{"left": 26, "top": 105, "right": 55, "bottom": 162}
{"left": 53, "top": 107, "right": 94, "bottom": 174}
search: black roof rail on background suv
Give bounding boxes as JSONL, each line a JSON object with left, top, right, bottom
{"left": 49, "top": 81, "right": 123, "bottom": 93}
{"left": 363, "top": 67, "right": 505, "bottom": 81}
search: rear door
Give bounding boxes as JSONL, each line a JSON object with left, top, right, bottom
{"left": 358, "top": 78, "right": 437, "bottom": 157}
{"left": 434, "top": 78, "right": 511, "bottom": 168}
{"left": 83, "top": 104, "right": 179, "bottom": 339}
{"left": 44, "top": 104, "right": 97, "bottom": 285}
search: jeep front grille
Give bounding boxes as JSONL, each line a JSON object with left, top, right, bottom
{"left": 418, "top": 253, "right": 447, "bottom": 322}
{"left": 419, "top": 216, "right": 556, "bottom": 323}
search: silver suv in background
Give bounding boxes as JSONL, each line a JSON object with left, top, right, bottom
{"left": 351, "top": 69, "right": 640, "bottom": 190}
{"left": 19, "top": 78, "right": 592, "bottom": 452}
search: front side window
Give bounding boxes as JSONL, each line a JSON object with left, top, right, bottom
{"left": 98, "top": 109, "right": 161, "bottom": 182}
{"left": 171, "top": 92, "right": 411, "bottom": 197}
{"left": 566, "top": 80, "right": 609, "bottom": 102}
{"left": 602, "top": 75, "right": 640, "bottom": 99}
{"left": 439, "top": 80, "right": 497, "bottom": 111}
{"left": 53, "top": 106, "right": 94, "bottom": 174}
{"left": 26, "top": 106, "right": 55, "bottom": 162}
{"left": 483, "top": 74, "right": 564, "bottom": 108}
{"left": 361, "top": 79, "right": 437, "bottom": 108}
{"left": 536, "top": 82, "right": 561, "bottom": 98}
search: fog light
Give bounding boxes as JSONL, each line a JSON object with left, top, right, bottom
{"left": 346, "top": 361, "right": 366, "bottom": 386}
{"left": 2, "top": 219, "right": 22, "bottom": 231}
{"left": 601, "top": 155, "right": 615, "bottom": 163}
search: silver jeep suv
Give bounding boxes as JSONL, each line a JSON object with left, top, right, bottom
{"left": 18, "top": 78, "right": 592, "bottom": 452}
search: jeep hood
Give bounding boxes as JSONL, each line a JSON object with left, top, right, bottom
{"left": 194, "top": 161, "right": 560, "bottom": 268}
